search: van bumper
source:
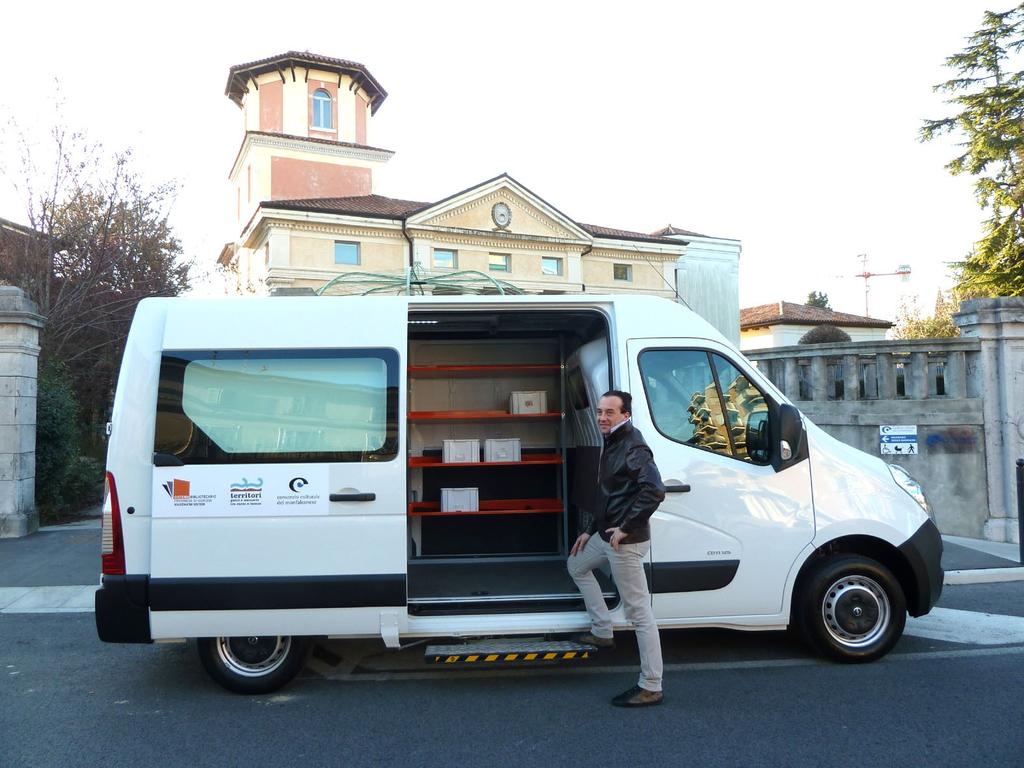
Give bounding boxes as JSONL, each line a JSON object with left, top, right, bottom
{"left": 898, "top": 519, "right": 944, "bottom": 617}
{"left": 95, "top": 575, "right": 152, "bottom": 644}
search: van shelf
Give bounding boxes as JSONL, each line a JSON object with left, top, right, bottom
{"left": 408, "top": 410, "right": 561, "bottom": 422}
{"left": 408, "top": 498, "right": 563, "bottom": 517}
{"left": 409, "top": 453, "right": 562, "bottom": 469}
{"left": 408, "top": 364, "right": 560, "bottom": 378}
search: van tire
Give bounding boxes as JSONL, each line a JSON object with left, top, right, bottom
{"left": 796, "top": 555, "right": 906, "bottom": 663}
{"left": 197, "top": 635, "right": 312, "bottom": 694}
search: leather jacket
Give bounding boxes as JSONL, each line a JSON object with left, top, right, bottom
{"left": 587, "top": 420, "right": 666, "bottom": 544}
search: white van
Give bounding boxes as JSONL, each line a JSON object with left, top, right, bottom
{"left": 95, "top": 294, "right": 942, "bottom": 693}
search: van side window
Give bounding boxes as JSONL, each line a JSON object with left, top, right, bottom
{"left": 638, "top": 350, "right": 732, "bottom": 455}
{"left": 712, "top": 354, "right": 770, "bottom": 464}
{"left": 638, "top": 349, "right": 771, "bottom": 465}
{"left": 154, "top": 349, "right": 399, "bottom": 464}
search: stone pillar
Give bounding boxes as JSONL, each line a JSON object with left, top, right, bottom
{"left": 783, "top": 358, "right": 801, "bottom": 401}
{"left": 0, "top": 288, "right": 44, "bottom": 538}
{"left": 908, "top": 352, "right": 929, "bottom": 399}
{"left": 954, "top": 298, "right": 1024, "bottom": 544}
{"left": 876, "top": 353, "right": 897, "bottom": 399}
{"left": 945, "top": 350, "right": 967, "bottom": 399}
{"left": 810, "top": 356, "right": 828, "bottom": 401}
{"left": 843, "top": 355, "right": 860, "bottom": 401}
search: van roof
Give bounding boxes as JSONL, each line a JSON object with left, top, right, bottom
{"left": 139, "top": 294, "right": 731, "bottom": 351}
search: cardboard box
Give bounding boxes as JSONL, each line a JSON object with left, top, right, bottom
{"left": 509, "top": 391, "right": 548, "bottom": 414}
{"left": 484, "top": 438, "right": 521, "bottom": 462}
{"left": 442, "top": 439, "right": 480, "bottom": 463}
{"left": 441, "top": 487, "right": 479, "bottom": 512}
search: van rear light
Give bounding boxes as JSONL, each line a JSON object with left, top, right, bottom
{"left": 101, "top": 472, "right": 126, "bottom": 575}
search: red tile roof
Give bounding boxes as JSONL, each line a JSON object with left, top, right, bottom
{"left": 577, "top": 223, "right": 686, "bottom": 245}
{"left": 266, "top": 195, "right": 431, "bottom": 219}
{"left": 226, "top": 51, "right": 388, "bottom": 113}
{"left": 740, "top": 301, "right": 892, "bottom": 330}
{"left": 262, "top": 194, "right": 688, "bottom": 246}
{"left": 650, "top": 224, "right": 706, "bottom": 238}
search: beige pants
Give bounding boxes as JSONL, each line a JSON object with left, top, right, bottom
{"left": 567, "top": 534, "right": 664, "bottom": 692}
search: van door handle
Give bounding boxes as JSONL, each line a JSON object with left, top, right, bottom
{"left": 664, "top": 482, "right": 691, "bottom": 493}
{"left": 330, "top": 492, "right": 377, "bottom": 502}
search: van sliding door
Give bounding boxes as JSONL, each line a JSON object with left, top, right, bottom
{"left": 148, "top": 298, "right": 408, "bottom": 640}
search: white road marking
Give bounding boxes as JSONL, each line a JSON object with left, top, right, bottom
{"left": 905, "top": 607, "right": 1024, "bottom": 645}
{"left": 944, "top": 567, "right": 1024, "bottom": 585}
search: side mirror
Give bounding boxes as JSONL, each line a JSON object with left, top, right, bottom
{"left": 745, "top": 410, "right": 770, "bottom": 462}
{"left": 778, "top": 403, "right": 804, "bottom": 462}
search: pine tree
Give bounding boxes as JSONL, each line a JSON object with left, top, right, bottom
{"left": 921, "top": 3, "right": 1024, "bottom": 296}
{"left": 805, "top": 291, "right": 831, "bottom": 309}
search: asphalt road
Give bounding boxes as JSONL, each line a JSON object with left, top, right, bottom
{"left": 4, "top": 582, "right": 1024, "bottom": 768}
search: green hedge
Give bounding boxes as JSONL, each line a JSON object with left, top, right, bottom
{"left": 35, "top": 363, "right": 105, "bottom": 517}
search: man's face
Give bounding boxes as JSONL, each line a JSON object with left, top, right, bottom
{"left": 597, "top": 395, "right": 629, "bottom": 435}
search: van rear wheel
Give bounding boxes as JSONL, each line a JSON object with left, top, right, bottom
{"left": 796, "top": 555, "right": 906, "bottom": 663}
{"left": 198, "top": 635, "right": 311, "bottom": 694}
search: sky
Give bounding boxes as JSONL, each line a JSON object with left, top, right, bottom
{"left": 0, "top": 1, "right": 1002, "bottom": 321}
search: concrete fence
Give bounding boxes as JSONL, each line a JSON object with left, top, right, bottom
{"left": 0, "top": 287, "right": 43, "bottom": 537}
{"left": 745, "top": 297, "right": 1024, "bottom": 543}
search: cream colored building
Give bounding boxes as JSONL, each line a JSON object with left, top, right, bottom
{"left": 219, "top": 52, "right": 741, "bottom": 342}
{"left": 740, "top": 301, "right": 892, "bottom": 350}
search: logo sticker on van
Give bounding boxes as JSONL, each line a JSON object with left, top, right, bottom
{"left": 153, "top": 466, "right": 329, "bottom": 517}
{"left": 229, "top": 477, "right": 264, "bottom": 506}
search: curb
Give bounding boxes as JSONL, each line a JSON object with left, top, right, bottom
{"left": 944, "top": 567, "right": 1024, "bottom": 585}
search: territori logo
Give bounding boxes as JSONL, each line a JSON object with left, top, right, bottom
{"left": 289, "top": 477, "right": 309, "bottom": 493}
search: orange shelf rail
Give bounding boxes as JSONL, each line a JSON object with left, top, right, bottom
{"left": 408, "top": 364, "right": 560, "bottom": 378}
{"left": 408, "top": 498, "right": 563, "bottom": 517}
{"left": 409, "top": 453, "right": 562, "bottom": 469}
{"left": 408, "top": 410, "right": 561, "bottom": 422}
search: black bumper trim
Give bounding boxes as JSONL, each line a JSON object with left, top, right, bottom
{"left": 898, "top": 518, "right": 944, "bottom": 617}
{"left": 149, "top": 574, "right": 407, "bottom": 611}
{"left": 643, "top": 560, "right": 740, "bottom": 593}
{"left": 95, "top": 575, "right": 152, "bottom": 644}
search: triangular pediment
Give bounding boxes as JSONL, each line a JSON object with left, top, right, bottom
{"left": 406, "top": 174, "right": 591, "bottom": 242}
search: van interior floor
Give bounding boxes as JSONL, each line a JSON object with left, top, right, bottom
{"left": 407, "top": 559, "right": 616, "bottom": 615}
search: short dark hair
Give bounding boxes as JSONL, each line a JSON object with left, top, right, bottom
{"left": 600, "top": 390, "right": 632, "bottom": 415}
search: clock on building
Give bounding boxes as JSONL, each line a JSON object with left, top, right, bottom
{"left": 492, "top": 202, "right": 512, "bottom": 229}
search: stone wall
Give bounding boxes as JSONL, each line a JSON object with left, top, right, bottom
{"left": 0, "top": 287, "right": 43, "bottom": 537}
{"left": 745, "top": 299, "right": 1024, "bottom": 543}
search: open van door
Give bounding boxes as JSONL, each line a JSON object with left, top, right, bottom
{"left": 626, "top": 339, "right": 814, "bottom": 622}
{"left": 148, "top": 297, "right": 408, "bottom": 640}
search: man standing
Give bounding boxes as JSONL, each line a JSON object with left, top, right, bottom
{"left": 568, "top": 390, "right": 666, "bottom": 707}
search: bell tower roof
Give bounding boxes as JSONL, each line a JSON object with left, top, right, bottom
{"left": 225, "top": 51, "right": 388, "bottom": 114}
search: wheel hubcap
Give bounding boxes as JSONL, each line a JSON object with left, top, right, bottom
{"left": 216, "top": 636, "right": 291, "bottom": 677}
{"left": 821, "top": 575, "right": 890, "bottom": 648}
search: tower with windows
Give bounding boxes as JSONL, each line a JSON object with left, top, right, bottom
{"left": 224, "top": 51, "right": 393, "bottom": 226}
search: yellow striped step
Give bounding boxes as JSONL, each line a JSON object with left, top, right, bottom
{"left": 425, "top": 640, "right": 598, "bottom": 665}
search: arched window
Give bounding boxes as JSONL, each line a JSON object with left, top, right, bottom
{"left": 312, "top": 89, "right": 333, "bottom": 129}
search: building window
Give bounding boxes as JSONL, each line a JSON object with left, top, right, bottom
{"left": 613, "top": 263, "right": 632, "bottom": 281}
{"left": 541, "top": 257, "right": 563, "bottom": 276}
{"left": 489, "top": 253, "right": 511, "bottom": 272}
{"left": 433, "top": 249, "right": 457, "bottom": 269}
{"left": 312, "top": 89, "right": 333, "bottom": 129}
{"left": 334, "top": 241, "right": 360, "bottom": 265}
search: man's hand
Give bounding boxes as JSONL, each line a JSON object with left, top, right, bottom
{"left": 570, "top": 532, "right": 591, "bottom": 557}
{"left": 606, "top": 527, "right": 627, "bottom": 551}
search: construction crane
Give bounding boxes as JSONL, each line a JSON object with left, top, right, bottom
{"left": 844, "top": 254, "right": 911, "bottom": 316}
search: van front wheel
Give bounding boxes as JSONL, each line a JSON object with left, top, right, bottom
{"left": 796, "top": 555, "right": 906, "bottom": 663}
{"left": 198, "top": 635, "right": 311, "bottom": 694}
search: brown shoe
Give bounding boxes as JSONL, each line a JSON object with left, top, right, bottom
{"left": 576, "top": 632, "right": 615, "bottom": 649}
{"left": 611, "top": 685, "right": 664, "bottom": 707}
